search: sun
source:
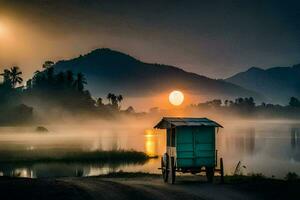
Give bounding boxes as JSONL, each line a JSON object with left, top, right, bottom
{"left": 169, "top": 90, "right": 184, "bottom": 106}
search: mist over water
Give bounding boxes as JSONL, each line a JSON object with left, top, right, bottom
{"left": 217, "top": 120, "right": 300, "bottom": 178}
{"left": 0, "top": 118, "right": 299, "bottom": 179}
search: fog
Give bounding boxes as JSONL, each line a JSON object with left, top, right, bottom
{"left": 0, "top": 108, "right": 299, "bottom": 178}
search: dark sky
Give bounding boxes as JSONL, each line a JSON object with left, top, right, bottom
{"left": 0, "top": 0, "right": 299, "bottom": 79}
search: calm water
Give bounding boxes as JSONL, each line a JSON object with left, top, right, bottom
{"left": 0, "top": 120, "right": 299, "bottom": 179}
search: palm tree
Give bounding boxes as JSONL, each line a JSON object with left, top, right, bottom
{"left": 74, "top": 73, "right": 87, "bottom": 92}
{"left": 56, "top": 72, "right": 65, "bottom": 86}
{"left": 111, "top": 94, "right": 118, "bottom": 107}
{"left": 117, "top": 95, "right": 123, "bottom": 105}
{"left": 65, "top": 70, "right": 74, "bottom": 87}
{"left": 9, "top": 66, "right": 23, "bottom": 88}
{"left": 106, "top": 93, "right": 123, "bottom": 109}
{"left": 0, "top": 69, "right": 11, "bottom": 85}
{"left": 107, "top": 93, "right": 114, "bottom": 104}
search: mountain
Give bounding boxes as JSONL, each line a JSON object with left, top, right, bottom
{"left": 226, "top": 64, "right": 300, "bottom": 104}
{"left": 53, "top": 48, "right": 263, "bottom": 101}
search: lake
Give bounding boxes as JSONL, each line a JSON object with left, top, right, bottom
{"left": 0, "top": 120, "right": 299, "bottom": 179}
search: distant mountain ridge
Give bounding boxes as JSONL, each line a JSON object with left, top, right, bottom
{"left": 226, "top": 64, "right": 300, "bottom": 103}
{"left": 53, "top": 48, "right": 264, "bottom": 101}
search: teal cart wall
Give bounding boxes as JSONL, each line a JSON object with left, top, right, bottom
{"left": 176, "top": 126, "right": 216, "bottom": 168}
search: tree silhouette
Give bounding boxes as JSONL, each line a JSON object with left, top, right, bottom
{"left": 42, "top": 61, "right": 55, "bottom": 82}
{"left": 96, "top": 97, "right": 104, "bottom": 107}
{"left": 32, "top": 70, "right": 46, "bottom": 88}
{"left": 26, "top": 79, "right": 32, "bottom": 89}
{"left": 106, "top": 93, "right": 123, "bottom": 109}
{"left": 0, "top": 69, "right": 12, "bottom": 87}
{"left": 208, "top": 99, "right": 222, "bottom": 108}
{"left": 110, "top": 94, "right": 118, "bottom": 106}
{"left": 9, "top": 66, "right": 23, "bottom": 88}
{"left": 42, "top": 61, "right": 54, "bottom": 69}
{"left": 45, "top": 67, "right": 54, "bottom": 83}
{"left": 56, "top": 72, "right": 65, "bottom": 87}
{"left": 117, "top": 95, "right": 123, "bottom": 104}
{"left": 74, "top": 73, "right": 87, "bottom": 92}
{"left": 107, "top": 93, "right": 114, "bottom": 104}
{"left": 66, "top": 70, "right": 74, "bottom": 87}
{"left": 289, "top": 97, "right": 300, "bottom": 107}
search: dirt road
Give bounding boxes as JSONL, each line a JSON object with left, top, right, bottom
{"left": 60, "top": 176, "right": 258, "bottom": 200}
{"left": 0, "top": 174, "right": 296, "bottom": 200}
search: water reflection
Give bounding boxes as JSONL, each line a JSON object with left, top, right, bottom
{"left": 0, "top": 121, "right": 300, "bottom": 178}
{"left": 220, "top": 127, "right": 255, "bottom": 157}
{"left": 291, "top": 128, "right": 300, "bottom": 161}
{"left": 144, "top": 130, "right": 157, "bottom": 156}
{"left": 0, "top": 161, "right": 157, "bottom": 178}
{"left": 217, "top": 122, "right": 300, "bottom": 177}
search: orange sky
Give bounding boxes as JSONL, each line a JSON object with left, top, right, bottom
{"left": 123, "top": 90, "right": 208, "bottom": 111}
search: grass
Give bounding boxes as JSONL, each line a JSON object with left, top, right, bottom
{"left": 0, "top": 149, "right": 152, "bottom": 164}
{"left": 98, "top": 171, "right": 160, "bottom": 178}
{"left": 224, "top": 173, "right": 266, "bottom": 183}
{"left": 224, "top": 173, "right": 300, "bottom": 199}
{"left": 225, "top": 172, "right": 300, "bottom": 184}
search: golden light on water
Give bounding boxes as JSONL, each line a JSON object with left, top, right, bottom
{"left": 169, "top": 90, "right": 184, "bottom": 106}
{"left": 144, "top": 129, "right": 157, "bottom": 156}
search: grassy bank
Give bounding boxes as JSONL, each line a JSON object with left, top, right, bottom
{"left": 223, "top": 174, "right": 300, "bottom": 200}
{"left": 98, "top": 171, "right": 160, "bottom": 178}
{"left": 0, "top": 149, "right": 152, "bottom": 164}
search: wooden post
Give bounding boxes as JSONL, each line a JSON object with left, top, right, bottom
{"left": 220, "top": 157, "right": 224, "bottom": 184}
{"left": 215, "top": 150, "right": 218, "bottom": 166}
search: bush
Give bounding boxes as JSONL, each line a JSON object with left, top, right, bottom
{"left": 285, "top": 172, "right": 299, "bottom": 181}
{"left": 248, "top": 173, "right": 265, "bottom": 181}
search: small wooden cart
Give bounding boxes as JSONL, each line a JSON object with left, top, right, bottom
{"left": 154, "top": 117, "right": 224, "bottom": 184}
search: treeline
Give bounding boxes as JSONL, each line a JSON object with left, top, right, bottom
{"left": 24, "top": 61, "right": 96, "bottom": 113}
{"left": 190, "top": 97, "right": 300, "bottom": 118}
{"left": 0, "top": 62, "right": 131, "bottom": 124}
{"left": 0, "top": 66, "right": 32, "bottom": 124}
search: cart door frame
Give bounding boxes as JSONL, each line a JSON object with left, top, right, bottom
{"left": 167, "top": 127, "right": 177, "bottom": 162}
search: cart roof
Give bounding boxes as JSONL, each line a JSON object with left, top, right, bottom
{"left": 154, "top": 117, "right": 223, "bottom": 129}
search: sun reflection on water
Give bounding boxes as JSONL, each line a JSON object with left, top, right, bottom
{"left": 144, "top": 129, "right": 166, "bottom": 157}
{"left": 12, "top": 168, "right": 33, "bottom": 178}
{"left": 144, "top": 129, "right": 157, "bottom": 156}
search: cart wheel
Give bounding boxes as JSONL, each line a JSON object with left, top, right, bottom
{"left": 206, "top": 166, "right": 214, "bottom": 183}
{"left": 161, "top": 153, "right": 169, "bottom": 182}
{"left": 169, "top": 157, "right": 176, "bottom": 184}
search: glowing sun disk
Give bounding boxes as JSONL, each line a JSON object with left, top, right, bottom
{"left": 169, "top": 90, "right": 184, "bottom": 106}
